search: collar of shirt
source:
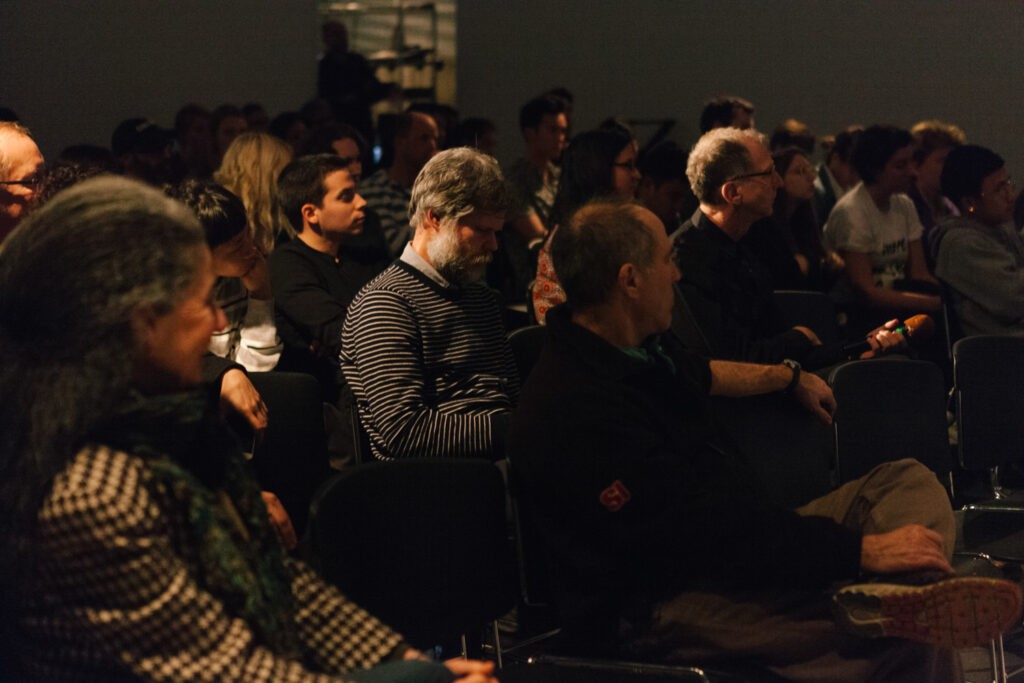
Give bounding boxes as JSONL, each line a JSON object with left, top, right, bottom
{"left": 400, "top": 242, "right": 452, "bottom": 288}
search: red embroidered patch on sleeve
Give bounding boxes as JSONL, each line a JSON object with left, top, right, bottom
{"left": 599, "top": 480, "right": 631, "bottom": 511}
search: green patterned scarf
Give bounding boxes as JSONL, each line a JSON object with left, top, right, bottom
{"left": 90, "top": 391, "right": 302, "bottom": 657}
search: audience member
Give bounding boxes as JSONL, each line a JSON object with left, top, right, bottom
{"left": 909, "top": 120, "right": 966, "bottom": 269}
{"left": 508, "top": 94, "right": 568, "bottom": 241}
{"left": 318, "top": 20, "right": 395, "bottom": 145}
{"left": 270, "top": 111, "right": 309, "bottom": 154}
{"left": 675, "top": 128, "right": 902, "bottom": 368}
{"left": 301, "top": 122, "right": 367, "bottom": 180}
{"left": 508, "top": 199, "right": 1019, "bottom": 681}
{"left": 269, "top": 154, "right": 371, "bottom": 405}
{"left": 300, "top": 123, "right": 390, "bottom": 278}
{"left": 935, "top": 144, "right": 1023, "bottom": 336}
{"left": 824, "top": 125, "right": 941, "bottom": 330}
{"left": 111, "top": 117, "right": 175, "bottom": 186}
{"left": 699, "top": 95, "right": 755, "bottom": 133}
{"left": 0, "top": 121, "right": 45, "bottom": 244}
{"left": 408, "top": 102, "right": 458, "bottom": 150}
{"left": 495, "top": 94, "right": 568, "bottom": 304}
{"left": 532, "top": 127, "right": 639, "bottom": 323}
{"left": 34, "top": 158, "right": 111, "bottom": 207}
{"left": 814, "top": 127, "right": 862, "bottom": 224}
{"left": 243, "top": 102, "right": 270, "bottom": 133}
{"left": 742, "top": 146, "right": 842, "bottom": 291}
{"left": 214, "top": 131, "right": 293, "bottom": 253}
{"left": 545, "top": 86, "right": 575, "bottom": 138}
{"left": 301, "top": 98, "right": 338, "bottom": 132}
{"left": 341, "top": 148, "right": 517, "bottom": 461}
{"left": 769, "top": 118, "right": 815, "bottom": 155}
{"left": 453, "top": 117, "right": 498, "bottom": 156}
{"left": 210, "top": 104, "right": 248, "bottom": 168}
{"left": 174, "top": 103, "right": 214, "bottom": 179}
{"left": 636, "top": 140, "right": 694, "bottom": 234}
{"left": 57, "top": 143, "right": 117, "bottom": 169}
{"left": 0, "top": 175, "right": 498, "bottom": 683}
{"left": 168, "top": 180, "right": 282, "bottom": 372}
{"left": 360, "top": 110, "right": 439, "bottom": 256}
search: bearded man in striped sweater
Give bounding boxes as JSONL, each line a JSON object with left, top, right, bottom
{"left": 341, "top": 147, "right": 518, "bottom": 460}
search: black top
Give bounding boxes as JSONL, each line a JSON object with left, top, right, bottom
{"left": 674, "top": 210, "right": 816, "bottom": 364}
{"left": 508, "top": 305, "right": 861, "bottom": 649}
{"left": 268, "top": 237, "right": 386, "bottom": 401}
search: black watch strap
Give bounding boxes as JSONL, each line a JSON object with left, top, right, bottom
{"left": 782, "top": 358, "right": 801, "bottom": 393}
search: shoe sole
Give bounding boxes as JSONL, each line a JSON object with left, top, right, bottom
{"left": 833, "top": 577, "right": 1023, "bottom": 649}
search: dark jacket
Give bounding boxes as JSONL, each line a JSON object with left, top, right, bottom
{"left": 508, "top": 305, "right": 861, "bottom": 648}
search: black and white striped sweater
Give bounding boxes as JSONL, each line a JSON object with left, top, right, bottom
{"left": 341, "top": 257, "right": 519, "bottom": 460}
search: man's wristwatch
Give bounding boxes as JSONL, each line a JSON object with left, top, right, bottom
{"left": 782, "top": 358, "right": 801, "bottom": 393}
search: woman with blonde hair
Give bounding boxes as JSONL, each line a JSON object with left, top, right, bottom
{"left": 215, "top": 131, "right": 294, "bottom": 252}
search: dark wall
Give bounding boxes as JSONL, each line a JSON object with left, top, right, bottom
{"left": 457, "top": 0, "right": 1024, "bottom": 173}
{"left": 0, "top": 0, "right": 319, "bottom": 158}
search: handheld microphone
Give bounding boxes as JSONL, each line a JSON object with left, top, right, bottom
{"left": 842, "top": 314, "right": 935, "bottom": 358}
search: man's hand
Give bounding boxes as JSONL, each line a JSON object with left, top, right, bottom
{"left": 220, "top": 368, "right": 269, "bottom": 433}
{"left": 791, "top": 371, "right": 836, "bottom": 424}
{"left": 240, "top": 252, "right": 272, "bottom": 300}
{"left": 859, "top": 318, "right": 908, "bottom": 359}
{"left": 861, "top": 524, "right": 954, "bottom": 575}
{"left": 793, "top": 325, "right": 822, "bottom": 346}
{"left": 444, "top": 659, "right": 499, "bottom": 683}
{"left": 261, "top": 491, "right": 298, "bottom": 550}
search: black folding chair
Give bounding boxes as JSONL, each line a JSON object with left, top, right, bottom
{"left": 307, "top": 459, "right": 517, "bottom": 659}
{"left": 826, "top": 359, "right": 952, "bottom": 489}
{"left": 772, "top": 290, "right": 841, "bottom": 345}
{"left": 508, "top": 325, "right": 548, "bottom": 383}
{"left": 247, "top": 371, "right": 332, "bottom": 537}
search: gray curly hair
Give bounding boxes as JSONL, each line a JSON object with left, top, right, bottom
{"left": 408, "top": 147, "right": 509, "bottom": 231}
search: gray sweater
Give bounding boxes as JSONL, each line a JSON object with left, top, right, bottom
{"left": 935, "top": 214, "right": 1024, "bottom": 336}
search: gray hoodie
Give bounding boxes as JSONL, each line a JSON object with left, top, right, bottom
{"left": 935, "top": 214, "right": 1024, "bottom": 336}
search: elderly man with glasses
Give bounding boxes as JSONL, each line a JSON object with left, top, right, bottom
{"left": 672, "top": 127, "right": 902, "bottom": 369}
{"left": 0, "top": 121, "right": 45, "bottom": 244}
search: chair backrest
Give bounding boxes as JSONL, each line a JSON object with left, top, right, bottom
{"left": 827, "top": 359, "right": 951, "bottom": 485}
{"left": 307, "top": 459, "right": 516, "bottom": 649}
{"left": 940, "top": 282, "right": 964, "bottom": 362}
{"left": 508, "top": 325, "right": 548, "bottom": 383}
{"left": 772, "top": 290, "right": 840, "bottom": 345}
{"left": 710, "top": 393, "right": 836, "bottom": 508}
{"left": 505, "top": 459, "right": 554, "bottom": 608}
{"left": 953, "top": 335, "right": 1024, "bottom": 471}
{"left": 247, "top": 371, "right": 332, "bottom": 536}
{"left": 348, "top": 395, "right": 373, "bottom": 464}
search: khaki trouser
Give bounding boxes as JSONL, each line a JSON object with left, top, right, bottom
{"left": 622, "top": 458, "right": 961, "bottom": 682}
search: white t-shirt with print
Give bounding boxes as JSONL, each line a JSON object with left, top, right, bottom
{"left": 824, "top": 182, "right": 924, "bottom": 289}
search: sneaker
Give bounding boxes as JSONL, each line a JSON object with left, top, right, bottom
{"left": 832, "top": 575, "right": 1023, "bottom": 648}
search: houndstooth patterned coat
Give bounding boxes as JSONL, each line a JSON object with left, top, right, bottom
{"left": 16, "top": 444, "right": 404, "bottom": 682}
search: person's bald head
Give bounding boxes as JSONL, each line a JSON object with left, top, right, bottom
{"left": 0, "top": 122, "right": 45, "bottom": 242}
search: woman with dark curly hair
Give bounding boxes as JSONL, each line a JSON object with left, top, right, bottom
{"left": 531, "top": 126, "right": 639, "bottom": 323}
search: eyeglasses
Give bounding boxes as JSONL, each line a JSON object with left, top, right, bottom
{"left": 727, "top": 164, "right": 776, "bottom": 183}
{"left": 0, "top": 176, "right": 41, "bottom": 188}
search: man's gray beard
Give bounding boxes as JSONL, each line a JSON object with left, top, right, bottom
{"left": 427, "top": 225, "right": 491, "bottom": 287}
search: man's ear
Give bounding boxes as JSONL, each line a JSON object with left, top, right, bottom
{"left": 300, "top": 202, "right": 320, "bottom": 231}
{"left": 618, "top": 262, "right": 642, "bottom": 300}
{"left": 423, "top": 208, "right": 442, "bottom": 233}
{"left": 720, "top": 180, "right": 742, "bottom": 207}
